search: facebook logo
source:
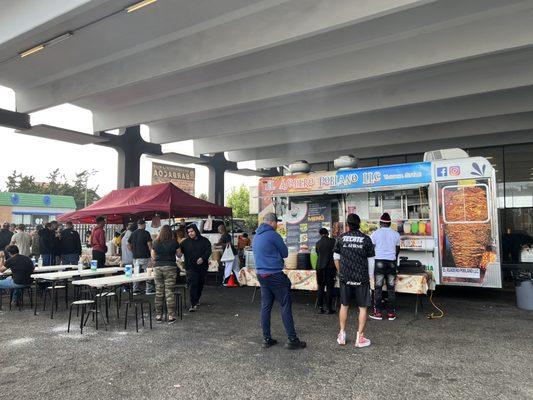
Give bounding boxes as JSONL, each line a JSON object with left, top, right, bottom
{"left": 437, "top": 167, "right": 448, "bottom": 177}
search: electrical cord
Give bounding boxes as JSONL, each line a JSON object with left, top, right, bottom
{"left": 427, "top": 289, "right": 444, "bottom": 319}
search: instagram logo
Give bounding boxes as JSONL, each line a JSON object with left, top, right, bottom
{"left": 449, "top": 166, "right": 461, "bottom": 176}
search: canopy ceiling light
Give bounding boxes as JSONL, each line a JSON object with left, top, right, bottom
{"left": 19, "top": 32, "right": 72, "bottom": 58}
{"left": 125, "top": 0, "right": 158, "bottom": 13}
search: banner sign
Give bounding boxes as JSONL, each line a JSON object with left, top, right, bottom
{"left": 151, "top": 162, "right": 195, "bottom": 196}
{"left": 259, "top": 162, "right": 432, "bottom": 196}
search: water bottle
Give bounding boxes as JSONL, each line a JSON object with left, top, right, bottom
{"left": 38, "top": 255, "right": 43, "bottom": 267}
{"left": 134, "top": 260, "right": 140, "bottom": 277}
{"left": 125, "top": 264, "right": 132, "bottom": 277}
{"left": 77, "top": 259, "right": 84, "bottom": 273}
{"left": 31, "top": 256, "right": 37, "bottom": 267}
{"left": 90, "top": 260, "right": 98, "bottom": 271}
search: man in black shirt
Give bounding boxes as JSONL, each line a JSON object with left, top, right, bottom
{"left": 333, "top": 214, "right": 375, "bottom": 348}
{"left": 59, "top": 221, "right": 82, "bottom": 265}
{"left": 128, "top": 219, "right": 154, "bottom": 295}
{"left": 39, "top": 222, "right": 56, "bottom": 266}
{"left": 0, "top": 245, "right": 34, "bottom": 305}
{"left": 315, "top": 228, "right": 336, "bottom": 314}
{"left": 179, "top": 224, "right": 212, "bottom": 312}
{"left": 0, "top": 222, "right": 14, "bottom": 252}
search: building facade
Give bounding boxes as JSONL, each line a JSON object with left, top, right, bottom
{"left": 0, "top": 192, "right": 76, "bottom": 226}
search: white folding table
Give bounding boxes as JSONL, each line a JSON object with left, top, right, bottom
{"left": 32, "top": 267, "right": 122, "bottom": 319}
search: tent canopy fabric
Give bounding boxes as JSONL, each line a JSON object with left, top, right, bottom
{"left": 57, "top": 183, "right": 232, "bottom": 224}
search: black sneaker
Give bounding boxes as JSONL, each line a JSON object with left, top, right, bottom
{"left": 284, "top": 339, "right": 307, "bottom": 350}
{"left": 327, "top": 309, "right": 336, "bottom": 315}
{"left": 261, "top": 338, "right": 278, "bottom": 349}
{"left": 317, "top": 308, "right": 325, "bottom": 314}
{"left": 188, "top": 305, "right": 198, "bottom": 313}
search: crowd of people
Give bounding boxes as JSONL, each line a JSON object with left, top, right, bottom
{"left": 0, "top": 220, "right": 83, "bottom": 265}
{"left": 1, "top": 211, "right": 401, "bottom": 350}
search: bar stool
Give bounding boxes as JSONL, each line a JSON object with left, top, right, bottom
{"left": 174, "top": 283, "right": 188, "bottom": 308}
{"left": 94, "top": 290, "right": 120, "bottom": 322}
{"left": 9, "top": 286, "right": 33, "bottom": 311}
{"left": 162, "top": 291, "right": 183, "bottom": 321}
{"left": 43, "top": 284, "right": 69, "bottom": 312}
{"left": 67, "top": 300, "right": 95, "bottom": 334}
{"left": 124, "top": 297, "right": 153, "bottom": 332}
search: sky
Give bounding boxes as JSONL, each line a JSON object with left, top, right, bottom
{"left": 0, "top": 85, "right": 258, "bottom": 200}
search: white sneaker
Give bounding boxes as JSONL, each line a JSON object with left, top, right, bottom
{"left": 337, "top": 330, "right": 346, "bottom": 346}
{"left": 355, "top": 332, "right": 371, "bottom": 348}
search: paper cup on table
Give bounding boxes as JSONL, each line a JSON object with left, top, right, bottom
{"left": 147, "top": 267, "right": 153, "bottom": 277}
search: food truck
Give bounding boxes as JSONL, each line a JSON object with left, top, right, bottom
{"left": 257, "top": 150, "right": 502, "bottom": 288}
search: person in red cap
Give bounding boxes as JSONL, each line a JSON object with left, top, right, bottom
{"left": 370, "top": 212, "right": 400, "bottom": 320}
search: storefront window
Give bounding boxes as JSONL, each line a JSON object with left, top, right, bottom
{"left": 378, "top": 155, "right": 406, "bottom": 166}
{"left": 501, "top": 144, "right": 533, "bottom": 263}
{"left": 406, "top": 153, "right": 424, "bottom": 163}
{"left": 358, "top": 158, "right": 378, "bottom": 168}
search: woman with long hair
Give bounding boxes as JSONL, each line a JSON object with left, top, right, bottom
{"left": 151, "top": 225, "right": 180, "bottom": 323}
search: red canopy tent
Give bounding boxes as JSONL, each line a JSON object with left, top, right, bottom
{"left": 57, "top": 183, "right": 232, "bottom": 224}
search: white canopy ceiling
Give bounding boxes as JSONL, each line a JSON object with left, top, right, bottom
{"left": 1, "top": 0, "right": 533, "bottom": 174}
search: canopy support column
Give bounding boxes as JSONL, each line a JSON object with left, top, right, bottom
{"left": 98, "top": 126, "right": 162, "bottom": 189}
{"left": 205, "top": 153, "right": 237, "bottom": 206}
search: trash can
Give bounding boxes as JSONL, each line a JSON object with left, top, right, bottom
{"left": 514, "top": 271, "right": 533, "bottom": 311}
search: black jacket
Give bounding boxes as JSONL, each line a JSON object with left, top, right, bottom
{"left": 180, "top": 225, "right": 212, "bottom": 270}
{"left": 59, "top": 228, "right": 82, "bottom": 255}
{"left": 0, "top": 228, "right": 14, "bottom": 251}
{"left": 315, "top": 236, "right": 336, "bottom": 269}
{"left": 39, "top": 228, "right": 56, "bottom": 254}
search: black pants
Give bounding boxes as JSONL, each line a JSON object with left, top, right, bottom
{"left": 374, "top": 260, "right": 397, "bottom": 312}
{"left": 187, "top": 268, "right": 207, "bottom": 306}
{"left": 92, "top": 250, "right": 106, "bottom": 268}
{"left": 316, "top": 267, "right": 336, "bottom": 311}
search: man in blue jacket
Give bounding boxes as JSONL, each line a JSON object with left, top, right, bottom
{"left": 253, "top": 213, "right": 306, "bottom": 350}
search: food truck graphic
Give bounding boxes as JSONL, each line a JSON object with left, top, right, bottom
{"left": 258, "top": 151, "right": 501, "bottom": 288}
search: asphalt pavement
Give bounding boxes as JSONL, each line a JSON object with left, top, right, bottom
{"left": 0, "top": 284, "right": 532, "bottom": 399}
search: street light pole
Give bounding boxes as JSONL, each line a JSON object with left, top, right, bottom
{"left": 84, "top": 175, "right": 88, "bottom": 207}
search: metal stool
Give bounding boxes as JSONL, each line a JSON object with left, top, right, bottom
{"left": 174, "top": 284, "right": 188, "bottom": 308}
{"left": 67, "top": 300, "right": 95, "bottom": 334}
{"left": 124, "top": 298, "right": 153, "bottom": 332}
{"left": 95, "top": 290, "right": 120, "bottom": 322}
{"left": 9, "top": 286, "right": 33, "bottom": 311}
{"left": 43, "top": 285, "right": 69, "bottom": 312}
{"left": 161, "top": 291, "right": 183, "bottom": 321}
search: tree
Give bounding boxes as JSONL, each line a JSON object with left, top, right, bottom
{"left": 226, "top": 185, "right": 258, "bottom": 230}
{"left": 4, "top": 170, "right": 100, "bottom": 210}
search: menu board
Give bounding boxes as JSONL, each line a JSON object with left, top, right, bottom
{"left": 283, "top": 201, "right": 331, "bottom": 248}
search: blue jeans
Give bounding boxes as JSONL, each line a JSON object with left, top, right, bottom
{"left": 42, "top": 254, "right": 54, "bottom": 266}
{"left": 0, "top": 277, "right": 27, "bottom": 300}
{"left": 61, "top": 254, "right": 80, "bottom": 265}
{"left": 257, "top": 272, "right": 297, "bottom": 341}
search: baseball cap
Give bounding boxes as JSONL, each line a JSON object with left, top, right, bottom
{"left": 380, "top": 212, "right": 392, "bottom": 223}
{"left": 263, "top": 212, "right": 281, "bottom": 223}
